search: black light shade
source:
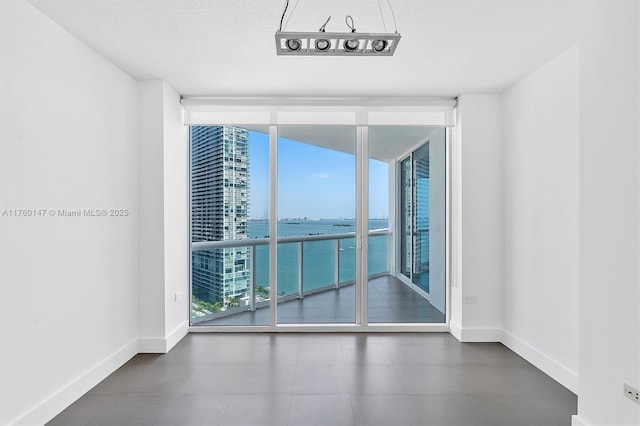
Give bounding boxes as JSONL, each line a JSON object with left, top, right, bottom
{"left": 286, "top": 39, "right": 302, "bottom": 51}
{"left": 371, "top": 39, "right": 388, "bottom": 52}
{"left": 315, "top": 39, "right": 331, "bottom": 51}
{"left": 343, "top": 39, "right": 359, "bottom": 52}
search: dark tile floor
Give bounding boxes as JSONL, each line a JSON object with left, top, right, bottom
{"left": 48, "top": 333, "right": 577, "bottom": 426}
{"left": 196, "top": 276, "right": 446, "bottom": 326}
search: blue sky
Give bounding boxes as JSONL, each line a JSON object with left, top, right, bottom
{"left": 248, "top": 131, "right": 388, "bottom": 220}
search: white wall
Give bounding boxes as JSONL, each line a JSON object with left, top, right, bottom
{"left": 429, "top": 128, "right": 446, "bottom": 313}
{"left": 0, "top": 0, "right": 139, "bottom": 424}
{"left": 137, "top": 81, "right": 167, "bottom": 345}
{"left": 138, "top": 80, "right": 189, "bottom": 353}
{"left": 162, "top": 83, "right": 190, "bottom": 346}
{"left": 501, "top": 45, "right": 579, "bottom": 393}
{"left": 577, "top": 1, "right": 640, "bottom": 424}
{"left": 452, "top": 94, "right": 503, "bottom": 341}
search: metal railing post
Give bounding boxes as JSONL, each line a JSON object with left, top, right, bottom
{"left": 386, "top": 233, "right": 392, "bottom": 275}
{"left": 298, "top": 241, "right": 304, "bottom": 298}
{"left": 334, "top": 239, "right": 340, "bottom": 288}
{"left": 250, "top": 245, "right": 256, "bottom": 311}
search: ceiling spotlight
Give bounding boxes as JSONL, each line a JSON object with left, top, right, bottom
{"left": 315, "top": 39, "right": 331, "bottom": 51}
{"left": 314, "top": 15, "right": 332, "bottom": 51}
{"left": 285, "top": 38, "right": 301, "bottom": 52}
{"left": 275, "top": 0, "right": 401, "bottom": 56}
{"left": 343, "top": 39, "right": 360, "bottom": 52}
{"left": 371, "top": 39, "right": 388, "bottom": 52}
{"left": 343, "top": 15, "right": 359, "bottom": 52}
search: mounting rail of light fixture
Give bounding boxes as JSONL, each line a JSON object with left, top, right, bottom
{"left": 275, "top": 0, "right": 401, "bottom": 56}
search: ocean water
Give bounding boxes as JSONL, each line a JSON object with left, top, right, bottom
{"left": 249, "top": 219, "right": 388, "bottom": 296}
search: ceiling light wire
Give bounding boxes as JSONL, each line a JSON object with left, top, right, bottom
{"left": 283, "top": 0, "right": 301, "bottom": 31}
{"left": 345, "top": 15, "right": 356, "bottom": 32}
{"left": 278, "top": 0, "right": 289, "bottom": 31}
{"left": 319, "top": 15, "right": 331, "bottom": 32}
{"left": 386, "top": 0, "right": 398, "bottom": 33}
{"left": 377, "top": 0, "right": 387, "bottom": 33}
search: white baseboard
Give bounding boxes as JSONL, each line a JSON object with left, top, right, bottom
{"left": 571, "top": 415, "right": 588, "bottom": 426}
{"left": 448, "top": 326, "right": 578, "bottom": 394}
{"left": 9, "top": 324, "right": 190, "bottom": 425}
{"left": 501, "top": 330, "right": 579, "bottom": 394}
{"left": 138, "top": 336, "right": 168, "bottom": 353}
{"left": 461, "top": 327, "right": 502, "bottom": 342}
{"left": 448, "top": 323, "right": 501, "bottom": 342}
{"left": 139, "top": 321, "right": 189, "bottom": 353}
{"left": 166, "top": 321, "right": 189, "bottom": 352}
{"left": 449, "top": 320, "right": 462, "bottom": 341}
{"left": 10, "top": 338, "right": 138, "bottom": 426}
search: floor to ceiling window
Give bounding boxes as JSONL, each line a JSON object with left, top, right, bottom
{"left": 190, "top": 126, "right": 271, "bottom": 326}
{"left": 184, "top": 101, "right": 453, "bottom": 329}
{"left": 276, "top": 126, "right": 356, "bottom": 323}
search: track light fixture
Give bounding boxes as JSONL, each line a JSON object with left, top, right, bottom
{"left": 275, "top": 0, "right": 401, "bottom": 56}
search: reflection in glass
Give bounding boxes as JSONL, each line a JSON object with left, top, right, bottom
{"left": 400, "top": 157, "right": 412, "bottom": 278}
{"left": 412, "top": 143, "right": 430, "bottom": 292}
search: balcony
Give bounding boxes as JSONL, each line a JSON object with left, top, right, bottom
{"left": 191, "top": 229, "right": 445, "bottom": 325}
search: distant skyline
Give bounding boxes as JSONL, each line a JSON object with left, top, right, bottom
{"left": 248, "top": 130, "right": 389, "bottom": 220}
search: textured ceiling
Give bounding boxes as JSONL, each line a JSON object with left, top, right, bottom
{"left": 26, "top": 0, "right": 578, "bottom": 97}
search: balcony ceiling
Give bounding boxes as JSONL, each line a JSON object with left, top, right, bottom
{"left": 26, "top": 0, "right": 578, "bottom": 98}
{"left": 278, "top": 126, "right": 439, "bottom": 162}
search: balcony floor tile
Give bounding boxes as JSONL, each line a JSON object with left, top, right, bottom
{"left": 196, "top": 275, "right": 445, "bottom": 326}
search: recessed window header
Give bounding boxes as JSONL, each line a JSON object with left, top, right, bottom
{"left": 181, "top": 97, "right": 457, "bottom": 127}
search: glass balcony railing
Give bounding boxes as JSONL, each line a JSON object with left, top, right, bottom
{"left": 190, "top": 229, "right": 389, "bottom": 323}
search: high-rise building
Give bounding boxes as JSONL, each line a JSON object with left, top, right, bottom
{"left": 191, "top": 126, "right": 250, "bottom": 307}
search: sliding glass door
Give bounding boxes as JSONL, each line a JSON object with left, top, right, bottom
{"left": 368, "top": 127, "right": 446, "bottom": 323}
{"left": 276, "top": 126, "right": 356, "bottom": 323}
{"left": 392, "top": 127, "right": 446, "bottom": 322}
{"left": 189, "top": 123, "right": 447, "bottom": 327}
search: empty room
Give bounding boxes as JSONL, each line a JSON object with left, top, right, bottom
{"left": 1, "top": 1, "right": 639, "bottom": 425}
